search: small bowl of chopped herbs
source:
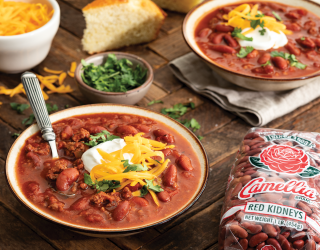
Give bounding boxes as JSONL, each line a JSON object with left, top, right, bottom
{"left": 75, "top": 52, "right": 153, "bottom": 104}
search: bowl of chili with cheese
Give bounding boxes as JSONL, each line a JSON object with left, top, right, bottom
{"left": 183, "top": 0, "right": 320, "bottom": 91}
{"left": 5, "top": 104, "right": 208, "bottom": 237}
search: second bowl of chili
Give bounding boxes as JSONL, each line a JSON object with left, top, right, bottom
{"left": 183, "top": 0, "right": 320, "bottom": 91}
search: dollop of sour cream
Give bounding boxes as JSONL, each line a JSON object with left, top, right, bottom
{"left": 238, "top": 27, "right": 288, "bottom": 50}
{"left": 81, "top": 139, "right": 132, "bottom": 173}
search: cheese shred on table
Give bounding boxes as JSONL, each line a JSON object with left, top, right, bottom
{"left": 90, "top": 133, "right": 174, "bottom": 206}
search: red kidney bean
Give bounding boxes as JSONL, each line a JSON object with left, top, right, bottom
{"left": 162, "top": 148, "right": 172, "bottom": 157}
{"left": 245, "top": 148, "right": 262, "bottom": 156}
{"left": 87, "top": 125, "right": 107, "bottom": 134}
{"left": 56, "top": 168, "right": 79, "bottom": 191}
{"left": 285, "top": 23, "right": 301, "bottom": 31}
{"left": 272, "top": 57, "right": 288, "bottom": 70}
{"left": 131, "top": 124, "right": 151, "bottom": 133}
{"left": 281, "top": 231, "right": 290, "bottom": 238}
{"left": 224, "top": 34, "right": 238, "bottom": 47}
{"left": 256, "top": 242, "right": 265, "bottom": 250}
{"left": 242, "top": 170, "right": 256, "bottom": 176}
{"left": 244, "top": 132, "right": 260, "bottom": 139}
{"left": 70, "top": 197, "right": 90, "bottom": 211}
{"left": 263, "top": 65, "right": 274, "bottom": 74}
{"left": 229, "top": 224, "right": 248, "bottom": 238}
{"left": 304, "top": 20, "right": 316, "bottom": 29}
{"left": 296, "top": 37, "right": 316, "bottom": 48}
{"left": 61, "top": 125, "right": 73, "bottom": 140}
{"left": 210, "top": 44, "right": 236, "bottom": 54}
{"left": 269, "top": 3, "right": 286, "bottom": 11}
{"left": 285, "top": 11, "right": 301, "bottom": 19}
{"left": 296, "top": 201, "right": 312, "bottom": 215}
{"left": 231, "top": 182, "right": 242, "bottom": 199}
{"left": 285, "top": 42, "right": 301, "bottom": 56}
{"left": 257, "top": 53, "right": 271, "bottom": 64}
{"left": 86, "top": 214, "right": 104, "bottom": 223}
{"left": 297, "top": 9, "right": 308, "bottom": 16}
{"left": 225, "top": 235, "right": 239, "bottom": 247}
{"left": 157, "top": 190, "right": 171, "bottom": 202}
{"left": 239, "top": 239, "right": 248, "bottom": 250}
{"left": 288, "top": 232, "right": 307, "bottom": 242}
{"left": 241, "top": 222, "right": 262, "bottom": 234}
{"left": 130, "top": 197, "right": 149, "bottom": 207}
{"left": 293, "top": 240, "right": 305, "bottom": 250}
{"left": 212, "top": 33, "right": 225, "bottom": 44}
{"left": 198, "top": 28, "right": 212, "bottom": 38}
{"left": 306, "top": 240, "right": 316, "bottom": 250}
{"left": 125, "top": 183, "right": 142, "bottom": 192}
{"left": 215, "top": 24, "right": 234, "bottom": 32}
{"left": 249, "top": 233, "right": 268, "bottom": 247}
{"left": 176, "top": 155, "right": 193, "bottom": 171}
{"left": 163, "top": 165, "right": 177, "bottom": 188}
{"left": 306, "top": 50, "right": 317, "bottom": 61}
{"left": 154, "top": 129, "right": 175, "bottom": 143}
{"left": 246, "top": 49, "right": 259, "bottom": 59}
{"left": 116, "top": 125, "right": 138, "bottom": 135}
{"left": 277, "top": 234, "right": 291, "bottom": 250}
{"left": 313, "top": 38, "right": 320, "bottom": 47}
{"left": 267, "top": 238, "right": 282, "bottom": 250}
{"left": 113, "top": 200, "right": 130, "bottom": 221}
{"left": 262, "top": 224, "right": 277, "bottom": 238}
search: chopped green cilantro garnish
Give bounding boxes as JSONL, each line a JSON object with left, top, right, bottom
{"left": 22, "top": 114, "right": 35, "bottom": 126}
{"left": 270, "top": 51, "right": 307, "bottom": 69}
{"left": 301, "top": 37, "right": 306, "bottom": 41}
{"left": 161, "top": 102, "right": 195, "bottom": 119}
{"left": 272, "top": 11, "right": 282, "bottom": 21}
{"left": 84, "top": 130, "right": 120, "bottom": 147}
{"left": 237, "top": 46, "right": 254, "bottom": 58}
{"left": 180, "top": 118, "right": 201, "bottom": 132}
{"left": 231, "top": 27, "right": 253, "bottom": 41}
{"left": 122, "top": 160, "right": 148, "bottom": 173}
{"left": 259, "top": 28, "right": 266, "bottom": 36}
{"left": 11, "top": 133, "right": 20, "bottom": 138}
{"left": 147, "top": 100, "right": 163, "bottom": 106}
{"left": 250, "top": 15, "right": 265, "bottom": 29}
{"left": 10, "top": 103, "right": 30, "bottom": 114}
{"left": 84, "top": 173, "right": 120, "bottom": 192}
{"left": 197, "top": 135, "right": 204, "bottom": 141}
{"left": 140, "top": 179, "right": 164, "bottom": 197}
{"left": 46, "top": 103, "right": 58, "bottom": 113}
{"left": 81, "top": 54, "right": 147, "bottom": 93}
{"left": 261, "top": 61, "right": 271, "bottom": 67}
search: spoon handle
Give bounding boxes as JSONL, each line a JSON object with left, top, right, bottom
{"left": 21, "top": 72, "right": 59, "bottom": 159}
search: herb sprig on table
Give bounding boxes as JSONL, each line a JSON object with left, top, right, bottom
{"left": 81, "top": 54, "right": 148, "bottom": 92}
{"left": 10, "top": 102, "right": 30, "bottom": 114}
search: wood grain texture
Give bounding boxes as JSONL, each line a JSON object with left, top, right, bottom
{"left": 153, "top": 65, "right": 184, "bottom": 93}
{"left": 0, "top": 204, "right": 55, "bottom": 250}
{"left": 160, "top": 11, "right": 184, "bottom": 34}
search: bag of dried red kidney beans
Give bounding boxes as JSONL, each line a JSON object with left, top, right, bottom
{"left": 219, "top": 128, "right": 320, "bottom": 250}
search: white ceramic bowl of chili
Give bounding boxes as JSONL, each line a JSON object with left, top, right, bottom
{"left": 183, "top": 0, "right": 320, "bottom": 91}
{"left": 0, "top": 0, "right": 60, "bottom": 74}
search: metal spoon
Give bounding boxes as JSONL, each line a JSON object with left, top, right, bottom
{"left": 21, "top": 72, "right": 75, "bottom": 197}
{"left": 21, "top": 71, "right": 59, "bottom": 159}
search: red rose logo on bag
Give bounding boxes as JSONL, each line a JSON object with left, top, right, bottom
{"left": 260, "top": 145, "right": 308, "bottom": 174}
{"left": 249, "top": 145, "right": 320, "bottom": 177}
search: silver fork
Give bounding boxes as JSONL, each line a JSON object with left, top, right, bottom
{"left": 21, "top": 72, "right": 59, "bottom": 159}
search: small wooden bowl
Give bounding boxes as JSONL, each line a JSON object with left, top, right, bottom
{"left": 75, "top": 52, "right": 153, "bottom": 104}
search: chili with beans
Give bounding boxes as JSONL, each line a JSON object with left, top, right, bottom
{"left": 195, "top": 2, "right": 320, "bottom": 78}
{"left": 16, "top": 113, "right": 201, "bottom": 229}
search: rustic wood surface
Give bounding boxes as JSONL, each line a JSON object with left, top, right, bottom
{"left": 1, "top": 1, "right": 320, "bottom": 250}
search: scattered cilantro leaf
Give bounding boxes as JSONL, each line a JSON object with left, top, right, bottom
{"left": 189, "top": 102, "right": 195, "bottom": 109}
{"left": 272, "top": 11, "right": 282, "bottom": 21}
{"left": 270, "top": 51, "right": 307, "bottom": 69}
{"left": 81, "top": 54, "right": 148, "bottom": 93}
{"left": 46, "top": 103, "right": 58, "bottom": 113}
{"left": 10, "top": 102, "right": 30, "bottom": 114}
{"left": 259, "top": 28, "right": 266, "bottom": 35}
{"left": 147, "top": 100, "right": 163, "bottom": 106}
{"left": 84, "top": 173, "right": 120, "bottom": 192}
{"left": 237, "top": 46, "right": 254, "bottom": 58}
{"left": 84, "top": 130, "right": 120, "bottom": 147}
{"left": 197, "top": 135, "right": 204, "bottom": 141}
{"left": 261, "top": 60, "right": 271, "bottom": 67}
{"left": 11, "top": 133, "right": 20, "bottom": 138}
{"left": 140, "top": 185, "right": 148, "bottom": 197}
{"left": 140, "top": 179, "right": 164, "bottom": 197}
{"left": 65, "top": 104, "right": 69, "bottom": 108}
{"left": 122, "top": 160, "right": 148, "bottom": 173}
{"left": 22, "top": 114, "right": 35, "bottom": 126}
{"left": 161, "top": 103, "right": 189, "bottom": 119}
{"left": 301, "top": 37, "right": 305, "bottom": 41}
{"left": 180, "top": 118, "right": 201, "bottom": 132}
{"left": 231, "top": 27, "right": 253, "bottom": 41}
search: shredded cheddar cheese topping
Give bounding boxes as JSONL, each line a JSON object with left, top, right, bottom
{"left": 89, "top": 133, "right": 175, "bottom": 206}
{"left": 223, "top": 4, "right": 291, "bottom": 35}
{"left": 0, "top": 0, "right": 54, "bottom": 36}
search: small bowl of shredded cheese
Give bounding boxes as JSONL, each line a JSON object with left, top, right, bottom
{"left": 0, "top": 0, "right": 60, "bottom": 73}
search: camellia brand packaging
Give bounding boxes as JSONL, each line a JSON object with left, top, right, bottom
{"left": 219, "top": 128, "right": 320, "bottom": 250}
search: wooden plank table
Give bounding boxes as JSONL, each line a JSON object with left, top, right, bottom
{"left": 1, "top": 1, "right": 320, "bottom": 249}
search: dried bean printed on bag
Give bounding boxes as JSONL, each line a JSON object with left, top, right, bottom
{"left": 219, "top": 128, "right": 320, "bottom": 250}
